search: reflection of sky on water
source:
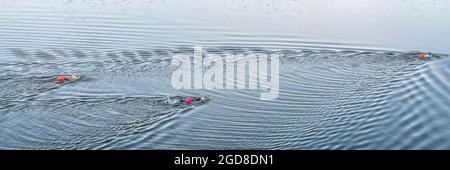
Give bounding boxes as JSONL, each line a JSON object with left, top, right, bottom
{"left": 1, "top": 0, "right": 450, "bottom": 53}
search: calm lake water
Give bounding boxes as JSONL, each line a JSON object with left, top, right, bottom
{"left": 0, "top": 0, "right": 449, "bottom": 149}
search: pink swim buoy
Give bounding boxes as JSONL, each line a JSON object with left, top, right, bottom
{"left": 184, "top": 97, "right": 192, "bottom": 104}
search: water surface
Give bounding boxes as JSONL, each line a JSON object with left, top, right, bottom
{"left": 0, "top": 0, "right": 449, "bottom": 149}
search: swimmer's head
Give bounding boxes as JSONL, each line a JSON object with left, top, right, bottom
{"left": 66, "top": 74, "right": 80, "bottom": 81}
{"left": 200, "top": 96, "right": 208, "bottom": 102}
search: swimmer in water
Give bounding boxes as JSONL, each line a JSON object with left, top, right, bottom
{"left": 418, "top": 53, "right": 433, "bottom": 60}
{"left": 165, "top": 96, "right": 209, "bottom": 105}
{"left": 55, "top": 74, "right": 81, "bottom": 83}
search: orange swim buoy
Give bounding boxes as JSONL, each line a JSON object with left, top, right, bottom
{"left": 418, "top": 53, "right": 425, "bottom": 59}
{"left": 55, "top": 75, "right": 65, "bottom": 82}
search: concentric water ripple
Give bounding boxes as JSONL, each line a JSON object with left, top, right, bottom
{"left": 1, "top": 0, "right": 450, "bottom": 149}
{"left": 1, "top": 46, "right": 449, "bottom": 149}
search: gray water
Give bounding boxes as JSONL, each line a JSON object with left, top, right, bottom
{"left": 0, "top": 0, "right": 449, "bottom": 149}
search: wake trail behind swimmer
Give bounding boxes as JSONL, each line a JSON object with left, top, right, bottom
{"left": 54, "top": 74, "right": 210, "bottom": 105}
{"left": 55, "top": 74, "right": 81, "bottom": 83}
